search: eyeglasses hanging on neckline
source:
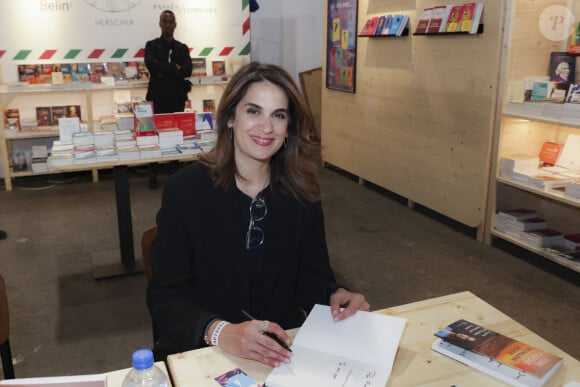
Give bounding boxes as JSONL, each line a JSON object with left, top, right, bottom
{"left": 246, "top": 197, "right": 267, "bottom": 249}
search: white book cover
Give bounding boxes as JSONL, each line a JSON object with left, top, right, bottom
{"left": 58, "top": 117, "right": 80, "bottom": 142}
{"left": 556, "top": 134, "right": 580, "bottom": 171}
{"left": 265, "top": 304, "right": 406, "bottom": 387}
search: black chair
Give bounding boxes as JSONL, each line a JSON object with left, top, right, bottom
{"left": 0, "top": 274, "right": 15, "bottom": 379}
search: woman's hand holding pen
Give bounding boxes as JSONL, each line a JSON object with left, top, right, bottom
{"left": 213, "top": 320, "right": 292, "bottom": 367}
{"left": 330, "top": 288, "right": 371, "bottom": 321}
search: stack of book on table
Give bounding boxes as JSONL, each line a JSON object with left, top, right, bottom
{"left": 95, "top": 146, "right": 118, "bottom": 162}
{"left": 72, "top": 132, "right": 96, "bottom": 165}
{"left": 99, "top": 115, "right": 118, "bottom": 131}
{"left": 157, "top": 128, "right": 184, "bottom": 156}
{"left": 115, "top": 113, "right": 134, "bottom": 131}
{"left": 432, "top": 319, "right": 563, "bottom": 386}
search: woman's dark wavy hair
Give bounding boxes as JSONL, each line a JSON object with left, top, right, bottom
{"left": 199, "top": 61, "right": 321, "bottom": 203}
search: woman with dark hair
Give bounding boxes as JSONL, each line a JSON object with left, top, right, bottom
{"left": 147, "top": 62, "right": 369, "bottom": 366}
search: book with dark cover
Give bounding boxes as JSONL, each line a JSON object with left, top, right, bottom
{"left": 51, "top": 106, "right": 66, "bottom": 125}
{"left": 380, "top": 14, "right": 393, "bottom": 35}
{"left": 434, "top": 319, "right": 563, "bottom": 384}
{"left": 4, "top": 108, "right": 20, "bottom": 130}
{"left": 211, "top": 60, "right": 226, "bottom": 76}
{"left": 566, "top": 83, "right": 580, "bottom": 103}
{"left": 36, "top": 107, "right": 52, "bottom": 127}
{"left": 375, "top": 15, "right": 387, "bottom": 36}
{"left": 549, "top": 51, "right": 575, "bottom": 84}
{"left": 66, "top": 105, "right": 81, "bottom": 120}
{"left": 18, "top": 64, "right": 42, "bottom": 82}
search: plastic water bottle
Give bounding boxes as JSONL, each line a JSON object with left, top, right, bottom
{"left": 122, "top": 349, "right": 168, "bottom": 387}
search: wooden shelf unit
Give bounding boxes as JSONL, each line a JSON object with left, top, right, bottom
{"left": 0, "top": 79, "right": 226, "bottom": 191}
{"left": 484, "top": 0, "right": 580, "bottom": 273}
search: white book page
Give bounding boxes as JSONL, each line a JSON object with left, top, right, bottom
{"left": 266, "top": 304, "right": 406, "bottom": 387}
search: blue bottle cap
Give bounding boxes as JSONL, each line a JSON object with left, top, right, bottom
{"left": 131, "top": 349, "right": 154, "bottom": 370}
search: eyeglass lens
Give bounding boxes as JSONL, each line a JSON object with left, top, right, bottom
{"left": 246, "top": 198, "right": 267, "bottom": 249}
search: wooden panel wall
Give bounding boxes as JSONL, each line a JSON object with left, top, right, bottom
{"left": 321, "top": 0, "right": 506, "bottom": 228}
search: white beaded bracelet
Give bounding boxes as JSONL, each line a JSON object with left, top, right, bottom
{"left": 210, "top": 320, "right": 230, "bottom": 347}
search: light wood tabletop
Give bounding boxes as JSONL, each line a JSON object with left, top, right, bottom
{"left": 167, "top": 291, "right": 579, "bottom": 386}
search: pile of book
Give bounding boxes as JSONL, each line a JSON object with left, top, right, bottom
{"left": 499, "top": 134, "right": 580, "bottom": 192}
{"left": 31, "top": 145, "right": 49, "bottom": 173}
{"left": 432, "top": 319, "right": 563, "bottom": 386}
{"left": 495, "top": 208, "right": 580, "bottom": 259}
{"left": 47, "top": 141, "right": 74, "bottom": 167}
{"left": 157, "top": 128, "right": 184, "bottom": 156}
{"left": 414, "top": 2, "right": 484, "bottom": 35}
{"left": 359, "top": 14, "right": 409, "bottom": 37}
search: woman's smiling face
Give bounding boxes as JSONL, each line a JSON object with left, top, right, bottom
{"left": 229, "top": 81, "right": 289, "bottom": 167}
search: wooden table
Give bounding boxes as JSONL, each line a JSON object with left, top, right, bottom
{"left": 166, "top": 291, "right": 580, "bottom": 386}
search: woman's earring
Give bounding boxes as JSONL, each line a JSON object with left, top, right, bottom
{"left": 284, "top": 136, "right": 288, "bottom": 149}
{"left": 227, "top": 127, "right": 233, "bottom": 140}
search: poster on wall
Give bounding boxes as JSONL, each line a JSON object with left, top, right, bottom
{"left": 326, "top": 0, "right": 358, "bottom": 93}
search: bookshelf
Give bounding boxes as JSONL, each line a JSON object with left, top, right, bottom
{"left": 484, "top": 0, "right": 580, "bottom": 273}
{"left": 0, "top": 79, "right": 226, "bottom": 191}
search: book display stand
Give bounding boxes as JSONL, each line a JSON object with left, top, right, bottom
{"left": 413, "top": 24, "right": 484, "bottom": 36}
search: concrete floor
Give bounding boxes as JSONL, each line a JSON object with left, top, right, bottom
{"left": 0, "top": 164, "right": 578, "bottom": 379}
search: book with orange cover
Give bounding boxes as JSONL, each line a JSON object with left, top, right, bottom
{"left": 539, "top": 142, "right": 562, "bottom": 166}
{"left": 433, "top": 319, "right": 563, "bottom": 385}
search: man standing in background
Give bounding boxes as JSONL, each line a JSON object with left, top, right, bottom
{"left": 144, "top": 10, "right": 192, "bottom": 188}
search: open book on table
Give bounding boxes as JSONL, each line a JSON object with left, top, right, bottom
{"left": 265, "top": 304, "right": 406, "bottom": 387}
{"left": 432, "top": 319, "right": 564, "bottom": 386}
